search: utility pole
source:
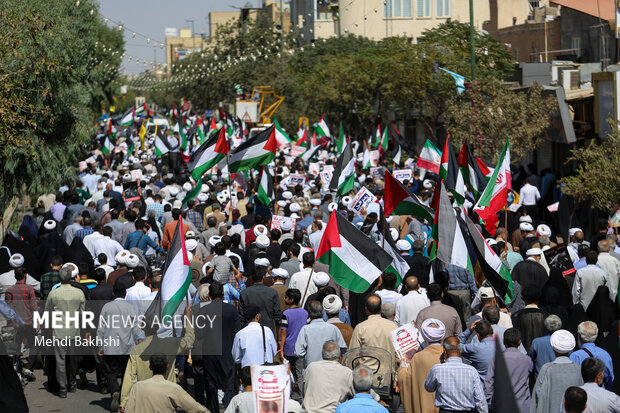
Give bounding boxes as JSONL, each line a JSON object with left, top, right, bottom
{"left": 186, "top": 19, "right": 195, "bottom": 51}
{"left": 469, "top": 0, "right": 476, "bottom": 81}
{"left": 280, "top": 0, "right": 283, "bottom": 31}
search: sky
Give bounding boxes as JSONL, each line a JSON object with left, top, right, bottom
{"left": 99, "top": 0, "right": 261, "bottom": 74}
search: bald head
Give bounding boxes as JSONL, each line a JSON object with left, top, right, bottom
{"left": 365, "top": 294, "right": 382, "bottom": 315}
{"left": 405, "top": 276, "right": 419, "bottom": 291}
{"left": 443, "top": 336, "right": 461, "bottom": 356}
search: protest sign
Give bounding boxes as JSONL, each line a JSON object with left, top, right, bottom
{"left": 370, "top": 150, "right": 380, "bottom": 166}
{"left": 309, "top": 162, "right": 320, "bottom": 176}
{"left": 271, "top": 216, "right": 296, "bottom": 234}
{"left": 393, "top": 169, "right": 412, "bottom": 183}
{"left": 348, "top": 187, "right": 377, "bottom": 217}
{"left": 370, "top": 167, "right": 385, "bottom": 179}
{"left": 289, "top": 174, "right": 306, "bottom": 186}
{"left": 130, "top": 169, "right": 143, "bottom": 181}
{"left": 251, "top": 364, "right": 291, "bottom": 413}
{"left": 543, "top": 243, "right": 577, "bottom": 278}
{"left": 391, "top": 324, "right": 421, "bottom": 367}
{"left": 290, "top": 145, "right": 306, "bottom": 157}
{"left": 320, "top": 170, "right": 333, "bottom": 188}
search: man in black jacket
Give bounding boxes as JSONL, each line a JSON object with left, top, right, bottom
{"left": 239, "top": 267, "right": 282, "bottom": 333}
{"left": 400, "top": 240, "right": 429, "bottom": 288}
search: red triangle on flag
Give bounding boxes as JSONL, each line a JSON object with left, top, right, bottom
{"left": 262, "top": 127, "right": 277, "bottom": 154}
{"left": 214, "top": 128, "right": 229, "bottom": 154}
{"left": 316, "top": 210, "right": 342, "bottom": 258}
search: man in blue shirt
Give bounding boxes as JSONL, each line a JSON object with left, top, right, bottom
{"left": 458, "top": 319, "right": 496, "bottom": 381}
{"left": 124, "top": 218, "right": 165, "bottom": 255}
{"left": 530, "top": 314, "right": 563, "bottom": 378}
{"left": 335, "top": 365, "right": 387, "bottom": 413}
{"left": 569, "top": 321, "right": 615, "bottom": 389}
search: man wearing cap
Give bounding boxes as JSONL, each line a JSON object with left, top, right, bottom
{"left": 239, "top": 267, "right": 282, "bottom": 334}
{"left": 567, "top": 228, "right": 585, "bottom": 263}
{"left": 510, "top": 246, "right": 548, "bottom": 291}
{"left": 572, "top": 250, "right": 609, "bottom": 311}
{"left": 0, "top": 253, "right": 41, "bottom": 297}
{"left": 471, "top": 287, "right": 513, "bottom": 328}
{"left": 398, "top": 319, "right": 445, "bottom": 413}
{"left": 531, "top": 329, "right": 583, "bottom": 413}
{"left": 232, "top": 303, "right": 277, "bottom": 367}
{"left": 324, "top": 294, "right": 353, "bottom": 346}
{"left": 518, "top": 221, "right": 538, "bottom": 254}
{"left": 270, "top": 268, "right": 289, "bottom": 311}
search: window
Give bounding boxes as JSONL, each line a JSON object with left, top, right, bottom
{"left": 437, "top": 0, "right": 450, "bottom": 17}
{"left": 384, "top": 0, "right": 412, "bottom": 18}
{"left": 417, "top": 0, "right": 430, "bottom": 17}
{"left": 571, "top": 37, "right": 581, "bottom": 58}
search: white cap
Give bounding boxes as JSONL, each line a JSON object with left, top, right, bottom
{"left": 123, "top": 173, "right": 132, "bottom": 182}
{"left": 342, "top": 196, "right": 352, "bottom": 206}
{"left": 480, "top": 287, "right": 496, "bottom": 299}
{"left": 277, "top": 200, "right": 287, "bottom": 207}
{"left": 256, "top": 235, "right": 270, "bottom": 249}
{"left": 389, "top": 227, "right": 399, "bottom": 242}
{"left": 44, "top": 220, "right": 57, "bottom": 230}
{"left": 423, "top": 179, "right": 433, "bottom": 189}
{"left": 282, "top": 191, "right": 293, "bottom": 200}
{"left": 328, "top": 202, "right": 338, "bottom": 212}
{"left": 254, "top": 224, "right": 267, "bottom": 237}
{"left": 126, "top": 254, "right": 140, "bottom": 268}
{"left": 280, "top": 220, "right": 293, "bottom": 232}
{"left": 537, "top": 224, "right": 551, "bottom": 237}
{"left": 185, "top": 239, "right": 198, "bottom": 252}
{"left": 168, "top": 186, "right": 179, "bottom": 196}
{"left": 568, "top": 228, "right": 583, "bottom": 237}
{"left": 173, "top": 200, "right": 183, "bottom": 209}
{"left": 272, "top": 268, "right": 289, "bottom": 279}
{"left": 313, "top": 271, "right": 330, "bottom": 287}
{"left": 289, "top": 202, "right": 301, "bottom": 212}
{"left": 185, "top": 230, "right": 196, "bottom": 238}
{"left": 396, "top": 239, "right": 410, "bottom": 252}
{"left": 9, "top": 253, "right": 24, "bottom": 268}
{"left": 62, "top": 262, "right": 78, "bottom": 278}
{"left": 290, "top": 213, "right": 300, "bottom": 219}
{"left": 310, "top": 198, "right": 321, "bottom": 206}
{"left": 519, "top": 215, "right": 533, "bottom": 223}
{"left": 520, "top": 222, "right": 534, "bottom": 232}
{"left": 183, "top": 182, "right": 192, "bottom": 192}
{"left": 254, "top": 257, "right": 270, "bottom": 267}
{"left": 208, "top": 236, "right": 221, "bottom": 248}
{"left": 526, "top": 247, "right": 543, "bottom": 256}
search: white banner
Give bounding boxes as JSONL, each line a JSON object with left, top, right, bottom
{"left": 251, "top": 364, "right": 291, "bottom": 413}
{"left": 390, "top": 324, "right": 421, "bottom": 367}
{"left": 348, "top": 187, "right": 377, "bottom": 217}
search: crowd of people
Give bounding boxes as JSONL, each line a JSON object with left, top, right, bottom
{"left": 0, "top": 112, "right": 619, "bottom": 413}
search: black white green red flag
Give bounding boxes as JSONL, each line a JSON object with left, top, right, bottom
{"left": 187, "top": 127, "right": 229, "bottom": 181}
{"left": 329, "top": 141, "right": 356, "bottom": 196}
{"left": 383, "top": 171, "right": 435, "bottom": 223}
{"left": 228, "top": 125, "right": 277, "bottom": 172}
{"left": 256, "top": 165, "right": 275, "bottom": 206}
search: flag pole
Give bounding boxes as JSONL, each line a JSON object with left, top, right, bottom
{"left": 301, "top": 267, "right": 315, "bottom": 306}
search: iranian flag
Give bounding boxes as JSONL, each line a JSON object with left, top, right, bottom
{"left": 336, "top": 123, "right": 346, "bottom": 155}
{"left": 315, "top": 114, "right": 331, "bottom": 137}
{"left": 361, "top": 139, "right": 371, "bottom": 169}
{"left": 147, "top": 218, "right": 192, "bottom": 319}
{"left": 187, "top": 127, "right": 229, "bottom": 181}
{"left": 154, "top": 132, "right": 170, "bottom": 157}
{"left": 473, "top": 138, "right": 511, "bottom": 222}
{"left": 439, "top": 135, "right": 466, "bottom": 204}
{"left": 417, "top": 139, "right": 442, "bottom": 177}
{"left": 384, "top": 171, "right": 435, "bottom": 223}
{"left": 228, "top": 125, "right": 276, "bottom": 172}
{"left": 329, "top": 141, "right": 355, "bottom": 196}
{"left": 119, "top": 108, "right": 135, "bottom": 127}
{"left": 101, "top": 135, "right": 114, "bottom": 156}
{"left": 465, "top": 213, "right": 514, "bottom": 303}
{"left": 434, "top": 182, "right": 474, "bottom": 275}
{"left": 256, "top": 165, "right": 275, "bottom": 206}
{"left": 273, "top": 119, "right": 292, "bottom": 147}
{"left": 317, "top": 210, "right": 393, "bottom": 293}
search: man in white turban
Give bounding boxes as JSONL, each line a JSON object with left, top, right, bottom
{"left": 398, "top": 318, "right": 446, "bottom": 413}
{"left": 0, "top": 253, "right": 41, "bottom": 295}
{"left": 531, "top": 329, "right": 583, "bottom": 413}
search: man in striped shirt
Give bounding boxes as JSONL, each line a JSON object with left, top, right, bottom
{"left": 424, "top": 336, "right": 488, "bottom": 413}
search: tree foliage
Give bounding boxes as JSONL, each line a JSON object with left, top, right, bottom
{"left": 0, "top": 0, "right": 123, "bottom": 201}
{"left": 560, "top": 122, "right": 620, "bottom": 211}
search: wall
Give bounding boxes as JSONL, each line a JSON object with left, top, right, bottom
{"left": 559, "top": 8, "right": 616, "bottom": 65}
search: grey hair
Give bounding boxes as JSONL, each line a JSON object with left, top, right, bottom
{"left": 443, "top": 341, "right": 462, "bottom": 351}
{"left": 307, "top": 300, "right": 324, "bottom": 319}
{"left": 198, "top": 284, "right": 210, "bottom": 302}
{"left": 598, "top": 240, "right": 610, "bottom": 252}
{"left": 73, "top": 215, "right": 83, "bottom": 223}
{"left": 381, "top": 302, "right": 395, "bottom": 319}
{"left": 58, "top": 267, "right": 73, "bottom": 283}
{"left": 577, "top": 321, "right": 598, "bottom": 343}
{"left": 539, "top": 236, "right": 550, "bottom": 247}
{"left": 606, "top": 234, "right": 617, "bottom": 247}
{"left": 544, "top": 315, "right": 562, "bottom": 333}
{"left": 321, "top": 340, "right": 340, "bottom": 361}
{"left": 352, "top": 365, "right": 373, "bottom": 392}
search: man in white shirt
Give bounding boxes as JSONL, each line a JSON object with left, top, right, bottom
{"left": 63, "top": 215, "right": 84, "bottom": 245}
{"left": 519, "top": 178, "right": 541, "bottom": 219}
{"left": 395, "top": 276, "right": 430, "bottom": 326}
{"left": 375, "top": 272, "right": 403, "bottom": 306}
{"left": 83, "top": 223, "right": 105, "bottom": 258}
{"left": 289, "top": 252, "right": 319, "bottom": 307}
{"left": 126, "top": 267, "right": 151, "bottom": 301}
{"left": 92, "top": 226, "right": 124, "bottom": 266}
{"left": 596, "top": 239, "right": 620, "bottom": 301}
{"left": 573, "top": 250, "right": 609, "bottom": 310}
{"left": 308, "top": 220, "right": 324, "bottom": 254}
{"left": 232, "top": 304, "right": 277, "bottom": 368}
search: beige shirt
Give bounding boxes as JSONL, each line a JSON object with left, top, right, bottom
{"left": 303, "top": 360, "right": 355, "bottom": 413}
{"left": 415, "top": 301, "right": 463, "bottom": 338}
{"left": 349, "top": 314, "right": 398, "bottom": 370}
{"left": 44, "top": 284, "right": 86, "bottom": 338}
{"left": 124, "top": 375, "right": 208, "bottom": 413}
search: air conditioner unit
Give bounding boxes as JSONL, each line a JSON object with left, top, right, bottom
{"left": 560, "top": 69, "right": 579, "bottom": 90}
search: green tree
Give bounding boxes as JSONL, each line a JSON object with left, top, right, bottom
{"left": 0, "top": 0, "right": 124, "bottom": 201}
{"left": 560, "top": 122, "right": 620, "bottom": 211}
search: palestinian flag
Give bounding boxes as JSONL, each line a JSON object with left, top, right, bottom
{"left": 317, "top": 210, "right": 393, "bottom": 293}
{"left": 384, "top": 171, "right": 435, "bottom": 223}
{"left": 329, "top": 141, "right": 355, "bottom": 196}
{"left": 154, "top": 131, "right": 170, "bottom": 157}
{"left": 296, "top": 127, "right": 308, "bottom": 148}
{"left": 433, "top": 182, "right": 474, "bottom": 275}
{"left": 182, "top": 180, "right": 203, "bottom": 206}
{"left": 101, "top": 135, "right": 114, "bottom": 156}
{"left": 301, "top": 142, "right": 323, "bottom": 162}
{"left": 256, "top": 165, "right": 275, "bottom": 206}
{"left": 135, "top": 103, "right": 153, "bottom": 118}
{"left": 196, "top": 116, "right": 206, "bottom": 144}
{"left": 207, "top": 117, "right": 218, "bottom": 138}
{"left": 273, "top": 119, "right": 292, "bottom": 147}
{"left": 336, "top": 123, "right": 346, "bottom": 155}
{"left": 228, "top": 125, "right": 276, "bottom": 172}
{"left": 473, "top": 138, "right": 511, "bottom": 223}
{"left": 119, "top": 107, "right": 134, "bottom": 127}
{"left": 146, "top": 218, "right": 192, "bottom": 320}
{"left": 127, "top": 137, "right": 135, "bottom": 155}
{"left": 371, "top": 125, "right": 381, "bottom": 149}
{"left": 465, "top": 213, "right": 514, "bottom": 303}
{"left": 379, "top": 126, "right": 389, "bottom": 154}
{"left": 187, "top": 127, "right": 229, "bottom": 181}
{"left": 458, "top": 141, "right": 489, "bottom": 199}
{"left": 378, "top": 207, "right": 409, "bottom": 287}
{"left": 315, "top": 114, "right": 331, "bottom": 137}
{"left": 361, "top": 139, "right": 371, "bottom": 169}
{"left": 390, "top": 125, "right": 402, "bottom": 167}
{"left": 418, "top": 139, "right": 442, "bottom": 177}
{"left": 439, "top": 135, "right": 466, "bottom": 204}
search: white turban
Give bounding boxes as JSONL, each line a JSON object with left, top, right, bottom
{"left": 342, "top": 196, "right": 352, "bottom": 206}
{"left": 389, "top": 228, "right": 399, "bottom": 242}
{"left": 310, "top": 199, "right": 321, "bottom": 206}
{"left": 421, "top": 318, "right": 446, "bottom": 343}
{"left": 256, "top": 235, "right": 270, "bottom": 249}
{"left": 254, "top": 257, "right": 270, "bottom": 268}
{"left": 216, "top": 194, "right": 226, "bottom": 204}
{"left": 277, "top": 200, "right": 287, "bottom": 207}
{"left": 116, "top": 250, "right": 130, "bottom": 265}
{"left": 550, "top": 329, "right": 576, "bottom": 353}
{"left": 282, "top": 191, "right": 293, "bottom": 200}
{"left": 289, "top": 203, "right": 301, "bottom": 212}
{"left": 519, "top": 215, "right": 533, "bottom": 223}
{"left": 526, "top": 247, "right": 543, "bottom": 257}
{"left": 328, "top": 202, "right": 338, "bottom": 212}
{"left": 185, "top": 230, "right": 196, "bottom": 239}
{"left": 485, "top": 238, "right": 498, "bottom": 246}
{"left": 126, "top": 254, "right": 140, "bottom": 268}
{"left": 62, "top": 262, "right": 78, "bottom": 278}
{"left": 186, "top": 252, "right": 194, "bottom": 262}
{"left": 537, "top": 224, "right": 551, "bottom": 237}
{"left": 520, "top": 222, "right": 534, "bottom": 232}
{"left": 185, "top": 239, "right": 198, "bottom": 252}
{"left": 9, "top": 253, "right": 24, "bottom": 268}
{"left": 280, "top": 220, "right": 293, "bottom": 232}
{"left": 272, "top": 268, "right": 289, "bottom": 279}
{"left": 423, "top": 179, "right": 433, "bottom": 189}
{"left": 313, "top": 271, "right": 330, "bottom": 287}
{"left": 396, "top": 240, "right": 411, "bottom": 252}
{"left": 323, "top": 294, "right": 342, "bottom": 315}
{"left": 208, "top": 236, "right": 221, "bottom": 248}
{"left": 183, "top": 182, "right": 192, "bottom": 192}
{"left": 168, "top": 186, "right": 179, "bottom": 197}
{"left": 44, "top": 220, "right": 57, "bottom": 230}
{"left": 568, "top": 228, "right": 583, "bottom": 237}
{"left": 254, "top": 224, "right": 267, "bottom": 237}
{"left": 197, "top": 193, "right": 208, "bottom": 202}
{"left": 290, "top": 213, "right": 300, "bottom": 219}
